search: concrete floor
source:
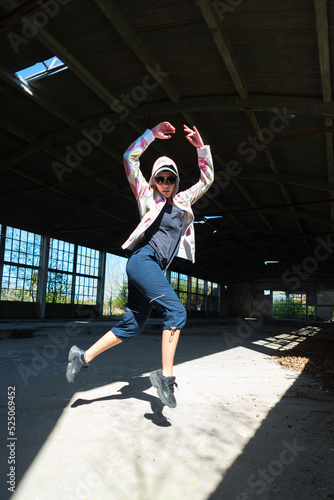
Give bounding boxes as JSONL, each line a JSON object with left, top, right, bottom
{"left": 0, "top": 319, "right": 333, "bottom": 500}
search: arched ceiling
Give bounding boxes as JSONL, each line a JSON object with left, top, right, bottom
{"left": 0, "top": 0, "right": 334, "bottom": 284}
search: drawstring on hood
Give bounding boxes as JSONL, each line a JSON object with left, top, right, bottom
{"left": 149, "top": 156, "right": 180, "bottom": 198}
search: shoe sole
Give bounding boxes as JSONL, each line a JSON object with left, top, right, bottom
{"left": 66, "top": 346, "right": 80, "bottom": 383}
{"left": 149, "top": 372, "right": 176, "bottom": 408}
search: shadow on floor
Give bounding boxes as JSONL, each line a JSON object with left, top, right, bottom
{"left": 0, "top": 319, "right": 333, "bottom": 499}
{"left": 207, "top": 322, "right": 334, "bottom": 500}
{"left": 71, "top": 375, "right": 171, "bottom": 427}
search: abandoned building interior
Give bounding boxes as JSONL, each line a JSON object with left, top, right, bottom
{"left": 0, "top": 0, "right": 334, "bottom": 319}
{"left": 0, "top": 0, "right": 334, "bottom": 321}
{"left": 1, "top": 3, "right": 334, "bottom": 500}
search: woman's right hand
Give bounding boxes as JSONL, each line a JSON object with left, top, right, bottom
{"left": 152, "top": 121, "right": 175, "bottom": 139}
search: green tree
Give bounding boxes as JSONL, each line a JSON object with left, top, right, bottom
{"left": 114, "top": 280, "right": 128, "bottom": 310}
{"left": 103, "top": 254, "right": 128, "bottom": 316}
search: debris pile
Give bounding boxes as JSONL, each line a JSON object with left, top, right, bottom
{"left": 274, "top": 333, "right": 334, "bottom": 387}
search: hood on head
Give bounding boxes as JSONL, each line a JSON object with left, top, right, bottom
{"left": 149, "top": 156, "right": 180, "bottom": 196}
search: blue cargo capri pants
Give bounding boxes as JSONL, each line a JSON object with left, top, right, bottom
{"left": 112, "top": 244, "right": 187, "bottom": 342}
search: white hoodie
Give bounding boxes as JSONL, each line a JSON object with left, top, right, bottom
{"left": 122, "top": 129, "right": 214, "bottom": 263}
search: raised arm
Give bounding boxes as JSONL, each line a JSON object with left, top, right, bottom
{"left": 123, "top": 122, "right": 177, "bottom": 218}
{"left": 152, "top": 121, "right": 175, "bottom": 140}
{"left": 123, "top": 129, "right": 155, "bottom": 219}
{"left": 177, "top": 124, "right": 214, "bottom": 205}
{"left": 183, "top": 124, "right": 204, "bottom": 148}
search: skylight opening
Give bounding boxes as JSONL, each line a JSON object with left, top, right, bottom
{"left": 17, "top": 75, "right": 33, "bottom": 96}
{"left": 15, "top": 57, "right": 67, "bottom": 82}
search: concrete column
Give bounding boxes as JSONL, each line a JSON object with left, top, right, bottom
{"left": 204, "top": 280, "right": 208, "bottom": 317}
{"left": 187, "top": 275, "right": 192, "bottom": 318}
{"left": 71, "top": 245, "right": 78, "bottom": 304}
{"left": 314, "top": 288, "right": 318, "bottom": 320}
{"left": 37, "top": 235, "right": 50, "bottom": 319}
{"left": 97, "top": 250, "right": 106, "bottom": 318}
{"left": 218, "top": 283, "right": 222, "bottom": 317}
{"left": 268, "top": 291, "right": 273, "bottom": 319}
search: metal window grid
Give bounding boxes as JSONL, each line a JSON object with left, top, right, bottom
{"left": 1, "top": 227, "right": 41, "bottom": 302}
{"left": 48, "top": 239, "right": 74, "bottom": 273}
{"left": 1, "top": 264, "right": 38, "bottom": 302}
{"left": 76, "top": 246, "right": 99, "bottom": 277}
{"left": 4, "top": 227, "right": 41, "bottom": 267}
{"left": 46, "top": 271, "right": 73, "bottom": 304}
{"left": 74, "top": 276, "right": 98, "bottom": 304}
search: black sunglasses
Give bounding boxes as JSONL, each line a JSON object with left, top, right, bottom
{"left": 154, "top": 175, "right": 177, "bottom": 185}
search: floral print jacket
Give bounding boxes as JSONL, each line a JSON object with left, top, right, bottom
{"left": 122, "top": 129, "right": 214, "bottom": 263}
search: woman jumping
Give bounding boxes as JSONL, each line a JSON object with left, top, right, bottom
{"left": 66, "top": 121, "right": 214, "bottom": 408}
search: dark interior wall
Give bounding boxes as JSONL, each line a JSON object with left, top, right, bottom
{"left": 0, "top": 301, "right": 99, "bottom": 320}
{"left": 0, "top": 301, "right": 37, "bottom": 319}
{"left": 226, "top": 283, "right": 271, "bottom": 319}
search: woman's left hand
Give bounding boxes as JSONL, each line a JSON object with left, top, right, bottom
{"left": 184, "top": 124, "right": 204, "bottom": 148}
{"left": 152, "top": 121, "right": 175, "bottom": 139}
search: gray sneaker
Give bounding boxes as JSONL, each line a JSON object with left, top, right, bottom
{"left": 150, "top": 369, "right": 178, "bottom": 408}
{"left": 66, "top": 345, "right": 88, "bottom": 383}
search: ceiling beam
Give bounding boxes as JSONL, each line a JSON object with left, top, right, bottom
{"left": 195, "top": 6, "right": 304, "bottom": 237}
{"left": 247, "top": 110, "right": 306, "bottom": 239}
{"left": 314, "top": 0, "right": 334, "bottom": 227}
{"left": 203, "top": 195, "right": 334, "bottom": 215}
{"left": 325, "top": 116, "right": 334, "bottom": 192}
{"left": 0, "top": 109, "right": 125, "bottom": 174}
{"left": 181, "top": 111, "right": 248, "bottom": 230}
{"left": 315, "top": 0, "right": 332, "bottom": 103}
{"left": 0, "top": 116, "right": 35, "bottom": 143}
{"left": 0, "top": 0, "right": 126, "bottom": 113}
{"left": 93, "top": 0, "right": 180, "bottom": 104}
{"left": 236, "top": 171, "right": 333, "bottom": 193}
{"left": 0, "top": 1, "right": 187, "bottom": 185}
{"left": 72, "top": 0, "right": 258, "bottom": 234}
{"left": 0, "top": 114, "right": 127, "bottom": 196}
{"left": 46, "top": 187, "right": 130, "bottom": 234}
{"left": 0, "top": 0, "right": 248, "bottom": 234}
{"left": 2, "top": 94, "right": 334, "bottom": 170}
{"left": 0, "top": 0, "right": 54, "bottom": 31}
{"left": 1, "top": 196, "right": 126, "bottom": 243}
{"left": 0, "top": 168, "right": 129, "bottom": 236}
{"left": 197, "top": 3, "right": 306, "bottom": 240}
{"left": 0, "top": 119, "right": 134, "bottom": 227}
{"left": 197, "top": 0, "right": 248, "bottom": 99}
{"left": 117, "top": 94, "right": 334, "bottom": 120}
{"left": 196, "top": 5, "right": 275, "bottom": 231}
{"left": 182, "top": 114, "right": 276, "bottom": 262}
{"left": 231, "top": 178, "right": 273, "bottom": 230}
{"left": 0, "top": 63, "right": 76, "bottom": 126}
{"left": 3, "top": 163, "right": 130, "bottom": 224}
